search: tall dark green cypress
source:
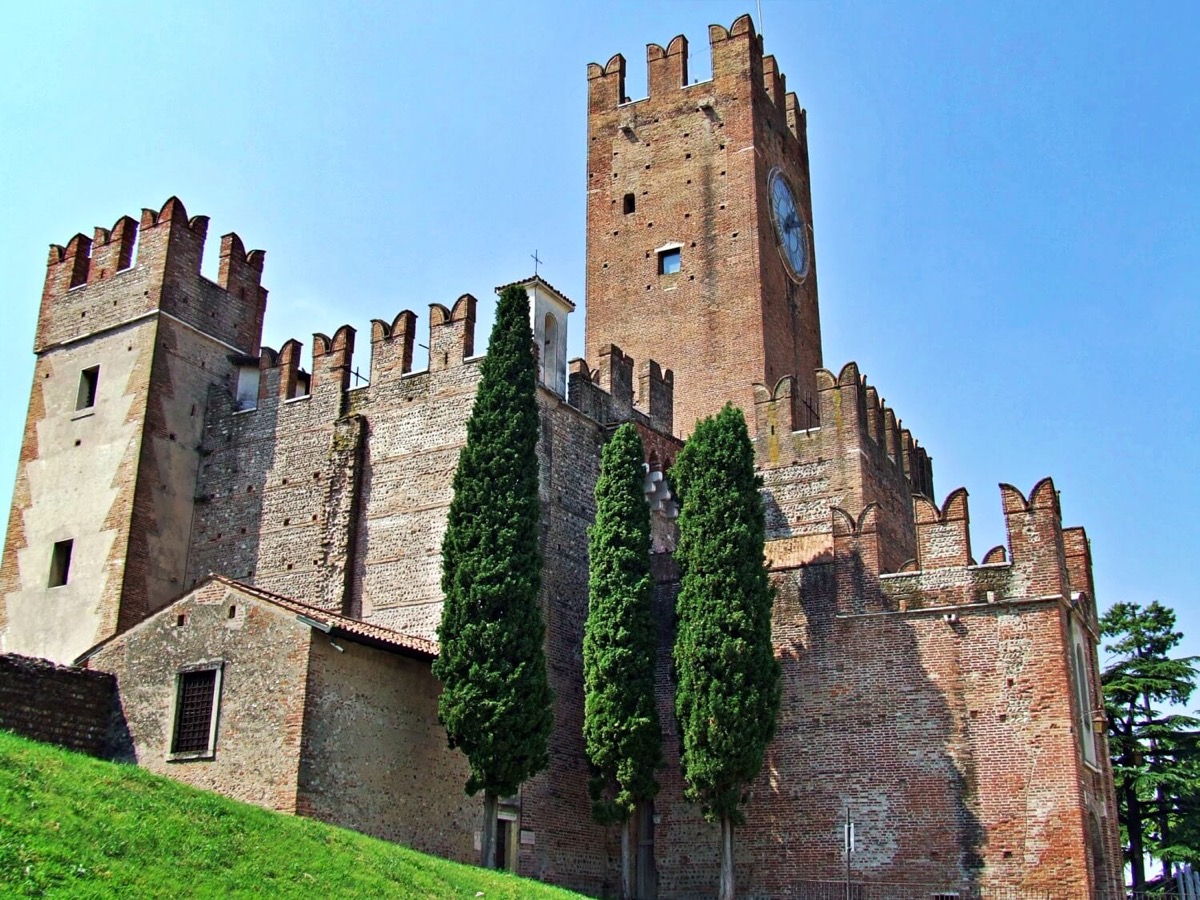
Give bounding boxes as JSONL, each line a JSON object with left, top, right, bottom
{"left": 671, "top": 404, "right": 781, "bottom": 900}
{"left": 583, "top": 422, "right": 662, "bottom": 899}
{"left": 433, "top": 285, "right": 552, "bottom": 869}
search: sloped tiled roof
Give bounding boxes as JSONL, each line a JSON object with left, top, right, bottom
{"left": 494, "top": 274, "right": 576, "bottom": 311}
{"left": 210, "top": 575, "right": 438, "bottom": 659}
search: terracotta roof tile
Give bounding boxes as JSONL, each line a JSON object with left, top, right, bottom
{"left": 494, "top": 274, "right": 576, "bottom": 311}
{"left": 212, "top": 576, "right": 438, "bottom": 658}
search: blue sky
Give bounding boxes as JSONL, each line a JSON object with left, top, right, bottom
{"left": 1, "top": 1, "right": 1197, "bottom": 673}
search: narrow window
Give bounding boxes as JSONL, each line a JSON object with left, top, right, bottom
{"left": 623, "top": 193, "right": 636, "bottom": 214}
{"left": 1074, "top": 635, "right": 1097, "bottom": 765}
{"left": 235, "top": 365, "right": 259, "bottom": 411}
{"left": 658, "top": 247, "right": 681, "bottom": 275}
{"left": 542, "top": 313, "right": 560, "bottom": 393}
{"left": 48, "top": 539, "right": 73, "bottom": 587}
{"left": 76, "top": 366, "right": 99, "bottom": 410}
{"left": 171, "top": 667, "right": 221, "bottom": 757}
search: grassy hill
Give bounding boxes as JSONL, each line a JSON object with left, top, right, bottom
{"left": 0, "top": 730, "right": 586, "bottom": 898}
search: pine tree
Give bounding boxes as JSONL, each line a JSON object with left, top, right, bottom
{"left": 1101, "top": 600, "right": 1200, "bottom": 888}
{"left": 671, "top": 404, "right": 781, "bottom": 900}
{"left": 433, "top": 285, "right": 553, "bottom": 869}
{"left": 583, "top": 422, "right": 663, "bottom": 899}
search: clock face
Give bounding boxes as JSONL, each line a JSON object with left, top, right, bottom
{"left": 768, "top": 168, "right": 809, "bottom": 281}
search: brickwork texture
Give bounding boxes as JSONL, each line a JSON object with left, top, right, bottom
{"left": 0, "top": 12, "right": 1123, "bottom": 900}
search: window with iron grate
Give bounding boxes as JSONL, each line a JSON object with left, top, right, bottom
{"left": 171, "top": 668, "right": 220, "bottom": 757}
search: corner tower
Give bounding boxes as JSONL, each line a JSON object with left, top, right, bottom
{"left": 0, "top": 198, "right": 267, "bottom": 663}
{"left": 585, "top": 14, "right": 822, "bottom": 436}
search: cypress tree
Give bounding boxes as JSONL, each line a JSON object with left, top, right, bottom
{"left": 583, "top": 422, "right": 663, "bottom": 899}
{"left": 433, "top": 285, "right": 553, "bottom": 869}
{"left": 671, "top": 404, "right": 781, "bottom": 900}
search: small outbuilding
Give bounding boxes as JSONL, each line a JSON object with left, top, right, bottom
{"left": 79, "top": 575, "right": 477, "bottom": 863}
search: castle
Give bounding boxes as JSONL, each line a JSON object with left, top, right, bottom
{"left": 0, "top": 15, "right": 1123, "bottom": 899}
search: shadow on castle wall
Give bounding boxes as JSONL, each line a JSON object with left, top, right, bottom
{"left": 756, "top": 547, "right": 986, "bottom": 895}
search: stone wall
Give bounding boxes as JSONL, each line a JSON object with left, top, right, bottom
{"left": 184, "top": 294, "right": 683, "bottom": 895}
{"left": 515, "top": 394, "right": 616, "bottom": 894}
{"left": 0, "top": 653, "right": 118, "bottom": 756}
{"left": 189, "top": 306, "right": 483, "bottom": 641}
{"left": 87, "top": 580, "right": 311, "bottom": 812}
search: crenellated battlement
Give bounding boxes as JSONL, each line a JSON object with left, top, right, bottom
{"left": 88, "top": 216, "right": 138, "bottom": 282}
{"left": 838, "top": 477, "right": 1093, "bottom": 621}
{"left": 999, "top": 477, "right": 1071, "bottom": 599}
{"left": 882, "top": 476, "right": 1090, "bottom": 596}
{"left": 228, "top": 291, "right": 487, "bottom": 422}
{"left": 369, "top": 310, "right": 417, "bottom": 382}
{"left": 36, "top": 196, "right": 267, "bottom": 356}
{"left": 218, "top": 233, "right": 266, "bottom": 304}
{"left": 428, "top": 294, "right": 476, "bottom": 372}
{"left": 312, "top": 325, "right": 357, "bottom": 397}
{"left": 913, "top": 488, "right": 972, "bottom": 570}
{"left": 646, "top": 35, "right": 689, "bottom": 97}
{"left": 587, "top": 14, "right": 807, "bottom": 144}
{"left": 753, "top": 362, "right": 934, "bottom": 497}
{"left": 567, "top": 344, "right": 674, "bottom": 436}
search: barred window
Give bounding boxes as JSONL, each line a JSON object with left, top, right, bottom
{"left": 171, "top": 667, "right": 221, "bottom": 757}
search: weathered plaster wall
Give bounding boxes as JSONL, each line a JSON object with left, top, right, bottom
{"left": 1, "top": 321, "right": 154, "bottom": 662}
{"left": 1, "top": 198, "right": 266, "bottom": 664}
{"left": 297, "top": 635, "right": 477, "bottom": 863}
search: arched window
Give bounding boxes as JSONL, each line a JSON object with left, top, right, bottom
{"left": 543, "top": 313, "right": 560, "bottom": 393}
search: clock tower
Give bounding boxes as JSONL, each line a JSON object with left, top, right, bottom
{"left": 584, "top": 14, "right": 822, "bottom": 436}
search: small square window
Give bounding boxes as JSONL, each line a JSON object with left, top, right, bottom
{"left": 49, "top": 539, "right": 73, "bottom": 587}
{"left": 170, "top": 667, "right": 222, "bottom": 758}
{"left": 658, "top": 248, "right": 681, "bottom": 275}
{"left": 76, "top": 366, "right": 99, "bottom": 410}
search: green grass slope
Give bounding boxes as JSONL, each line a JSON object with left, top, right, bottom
{"left": 0, "top": 730, "right": 586, "bottom": 899}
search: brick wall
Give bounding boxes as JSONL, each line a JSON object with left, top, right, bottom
{"left": 755, "top": 362, "right": 931, "bottom": 577}
{"left": 705, "top": 472, "right": 1122, "bottom": 899}
{"left": 0, "top": 653, "right": 118, "bottom": 757}
{"left": 585, "top": 16, "right": 823, "bottom": 436}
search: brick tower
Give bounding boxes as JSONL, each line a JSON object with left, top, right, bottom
{"left": 0, "top": 198, "right": 267, "bottom": 663}
{"left": 585, "top": 14, "right": 821, "bottom": 436}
